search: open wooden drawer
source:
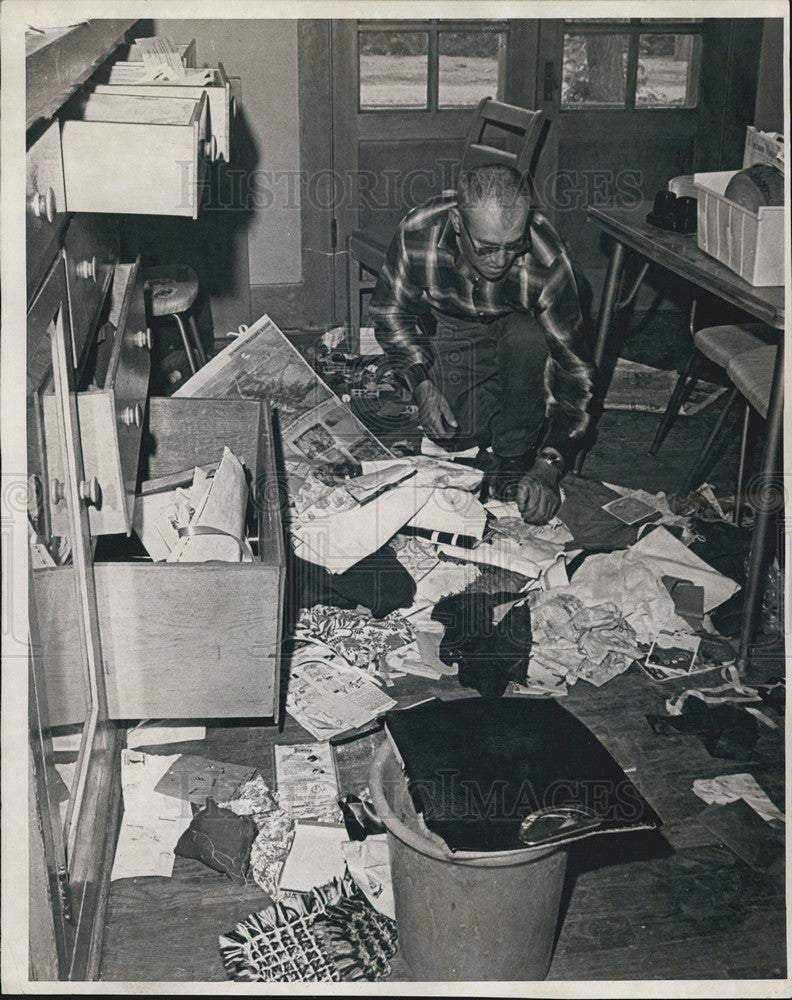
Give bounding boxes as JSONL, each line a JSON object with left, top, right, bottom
{"left": 33, "top": 397, "right": 285, "bottom": 725}
{"left": 92, "top": 63, "right": 235, "bottom": 161}
{"left": 44, "top": 258, "right": 151, "bottom": 537}
{"left": 59, "top": 90, "right": 210, "bottom": 217}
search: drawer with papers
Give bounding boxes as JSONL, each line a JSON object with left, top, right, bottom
{"left": 59, "top": 90, "right": 211, "bottom": 217}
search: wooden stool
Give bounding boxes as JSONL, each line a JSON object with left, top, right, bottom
{"left": 144, "top": 265, "right": 208, "bottom": 375}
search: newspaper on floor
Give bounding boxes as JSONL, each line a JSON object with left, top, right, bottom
{"left": 284, "top": 647, "right": 397, "bottom": 742}
{"left": 174, "top": 313, "right": 393, "bottom": 468}
{"left": 604, "top": 358, "right": 726, "bottom": 416}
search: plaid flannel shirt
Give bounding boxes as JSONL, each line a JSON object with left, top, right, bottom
{"left": 369, "top": 190, "right": 596, "bottom": 445}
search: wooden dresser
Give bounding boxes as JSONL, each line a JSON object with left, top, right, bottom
{"left": 26, "top": 22, "right": 284, "bottom": 981}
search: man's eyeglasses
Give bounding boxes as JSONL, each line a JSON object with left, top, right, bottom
{"left": 457, "top": 211, "right": 533, "bottom": 259}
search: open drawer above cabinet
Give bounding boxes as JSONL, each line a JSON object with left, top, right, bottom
{"left": 44, "top": 258, "right": 151, "bottom": 538}
{"left": 59, "top": 90, "right": 210, "bottom": 217}
{"left": 91, "top": 63, "right": 235, "bottom": 162}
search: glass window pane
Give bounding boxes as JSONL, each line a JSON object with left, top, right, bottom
{"left": 359, "top": 31, "right": 428, "bottom": 109}
{"left": 562, "top": 34, "right": 629, "bottom": 108}
{"left": 438, "top": 30, "right": 503, "bottom": 108}
{"left": 636, "top": 34, "right": 701, "bottom": 107}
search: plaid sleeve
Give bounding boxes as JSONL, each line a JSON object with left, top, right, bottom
{"left": 535, "top": 249, "right": 596, "bottom": 445}
{"left": 368, "top": 226, "right": 433, "bottom": 385}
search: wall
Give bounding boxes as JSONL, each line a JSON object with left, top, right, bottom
{"left": 151, "top": 18, "right": 302, "bottom": 286}
{"left": 754, "top": 18, "right": 785, "bottom": 133}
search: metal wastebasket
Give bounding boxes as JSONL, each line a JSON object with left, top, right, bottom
{"left": 369, "top": 740, "right": 568, "bottom": 981}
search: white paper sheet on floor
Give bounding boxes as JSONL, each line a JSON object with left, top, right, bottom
{"left": 692, "top": 773, "right": 785, "bottom": 826}
{"left": 342, "top": 835, "right": 395, "bottom": 919}
{"left": 110, "top": 750, "right": 194, "bottom": 881}
{"left": 629, "top": 526, "right": 740, "bottom": 612}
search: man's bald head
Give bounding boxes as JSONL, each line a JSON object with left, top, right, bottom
{"left": 457, "top": 163, "right": 533, "bottom": 227}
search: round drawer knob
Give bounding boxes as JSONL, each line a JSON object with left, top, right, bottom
{"left": 75, "top": 256, "right": 98, "bottom": 282}
{"left": 50, "top": 478, "right": 64, "bottom": 505}
{"left": 119, "top": 403, "right": 143, "bottom": 428}
{"left": 132, "top": 328, "right": 153, "bottom": 350}
{"left": 230, "top": 95, "right": 238, "bottom": 120}
{"left": 28, "top": 187, "right": 56, "bottom": 224}
{"left": 78, "top": 477, "right": 101, "bottom": 507}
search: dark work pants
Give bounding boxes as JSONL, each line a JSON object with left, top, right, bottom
{"left": 428, "top": 310, "right": 549, "bottom": 457}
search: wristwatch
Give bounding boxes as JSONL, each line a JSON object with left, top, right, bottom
{"left": 537, "top": 447, "right": 564, "bottom": 474}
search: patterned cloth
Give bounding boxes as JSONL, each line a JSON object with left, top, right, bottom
{"left": 219, "top": 874, "right": 398, "bottom": 983}
{"left": 294, "top": 605, "right": 415, "bottom": 668}
{"left": 368, "top": 190, "right": 595, "bottom": 437}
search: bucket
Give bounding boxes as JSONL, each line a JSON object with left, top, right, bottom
{"left": 369, "top": 740, "right": 568, "bottom": 981}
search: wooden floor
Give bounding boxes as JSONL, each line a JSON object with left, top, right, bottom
{"left": 99, "top": 308, "right": 787, "bottom": 985}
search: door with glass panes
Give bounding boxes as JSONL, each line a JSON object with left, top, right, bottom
{"left": 330, "top": 18, "right": 539, "bottom": 323}
{"left": 535, "top": 17, "right": 705, "bottom": 296}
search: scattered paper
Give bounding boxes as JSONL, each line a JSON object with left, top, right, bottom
{"left": 692, "top": 773, "right": 785, "bottom": 827}
{"left": 134, "top": 36, "right": 185, "bottom": 78}
{"left": 604, "top": 358, "right": 726, "bottom": 416}
{"left": 274, "top": 742, "right": 341, "bottom": 822}
{"left": 630, "top": 527, "right": 740, "bottom": 613}
{"left": 285, "top": 653, "right": 397, "bottom": 741}
{"left": 342, "top": 835, "right": 395, "bottom": 918}
{"left": 111, "top": 750, "right": 194, "bottom": 881}
{"left": 277, "top": 821, "right": 349, "bottom": 893}
{"left": 642, "top": 630, "right": 702, "bottom": 682}
{"left": 167, "top": 447, "right": 250, "bottom": 563}
{"left": 154, "top": 754, "right": 255, "bottom": 806}
{"left": 358, "top": 326, "right": 384, "bottom": 356}
{"left": 127, "top": 720, "right": 207, "bottom": 749}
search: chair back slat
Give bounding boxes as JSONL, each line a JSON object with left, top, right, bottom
{"left": 461, "top": 96, "right": 546, "bottom": 179}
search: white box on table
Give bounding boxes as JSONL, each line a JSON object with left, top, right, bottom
{"left": 693, "top": 127, "right": 784, "bottom": 288}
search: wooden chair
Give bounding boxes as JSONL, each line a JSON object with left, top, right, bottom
{"left": 677, "top": 326, "right": 780, "bottom": 525}
{"left": 346, "top": 96, "right": 546, "bottom": 350}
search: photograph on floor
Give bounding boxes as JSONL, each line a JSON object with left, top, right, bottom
{"left": 1, "top": 0, "right": 788, "bottom": 993}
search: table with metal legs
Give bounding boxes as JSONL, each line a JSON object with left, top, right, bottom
{"left": 580, "top": 204, "right": 785, "bottom": 673}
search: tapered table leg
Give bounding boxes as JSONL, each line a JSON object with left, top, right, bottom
{"left": 737, "top": 340, "right": 784, "bottom": 673}
{"left": 573, "top": 239, "right": 626, "bottom": 473}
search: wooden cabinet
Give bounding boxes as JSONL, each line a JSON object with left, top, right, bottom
{"left": 28, "top": 255, "right": 121, "bottom": 981}
{"left": 25, "top": 24, "right": 271, "bottom": 982}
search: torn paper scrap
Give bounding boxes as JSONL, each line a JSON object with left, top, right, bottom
{"left": 111, "top": 750, "right": 193, "bottom": 881}
{"left": 278, "top": 821, "right": 349, "bottom": 893}
{"left": 433, "top": 536, "right": 544, "bottom": 580}
{"left": 692, "top": 773, "right": 785, "bottom": 827}
{"left": 342, "top": 835, "right": 395, "bottom": 919}
{"left": 361, "top": 456, "right": 483, "bottom": 493}
{"left": 154, "top": 754, "right": 256, "bottom": 806}
{"left": 291, "top": 480, "right": 434, "bottom": 573}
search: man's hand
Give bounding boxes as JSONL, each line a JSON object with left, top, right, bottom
{"left": 515, "top": 459, "right": 562, "bottom": 525}
{"left": 413, "top": 381, "right": 458, "bottom": 440}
